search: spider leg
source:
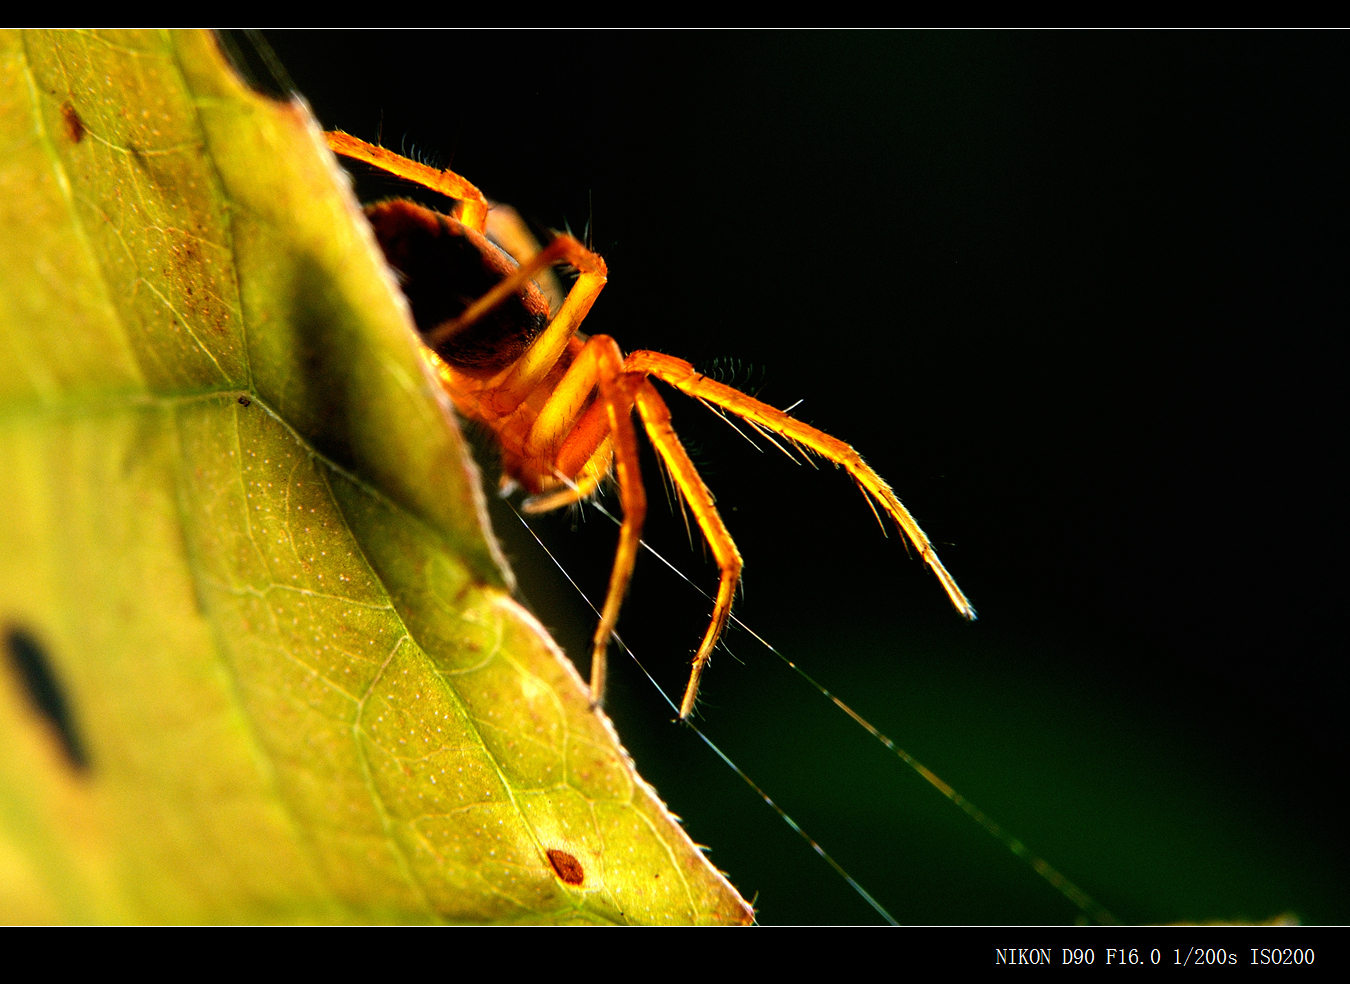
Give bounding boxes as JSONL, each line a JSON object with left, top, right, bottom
{"left": 485, "top": 205, "right": 566, "bottom": 316}
{"left": 325, "top": 131, "right": 491, "bottom": 231}
{"left": 586, "top": 340, "right": 647, "bottom": 709}
{"left": 326, "top": 132, "right": 607, "bottom": 408}
{"left": 626, "top": 351, "right": 976, "bottom": 621}
{"left": 632, "top": 381, "right": 744, "bottom": 719}
{"left": 508, "top": 333, "right": 647, "bottom": 708}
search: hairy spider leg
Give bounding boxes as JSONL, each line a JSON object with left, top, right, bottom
{"left": 633, "top": 381, "right": 743, "bottom": 719}
{"left": 587, "top": 348, "right": 647, "bottom": 706}
{"left": 493, "top": 333, "right": 649, "bottom": 706}
{"left": 326, "top": 131, "right": 491, "bottom": 231}
{"left": 625, "top": 351, "right": 977, "bottom": 621}
{"left": 485, "top": 205, "right": 566, "bottom": 315}
{"left": 513, "top": 335, "right": 747, "bottom": 717}
{"left": 326, "top": 133, "right": 607, "bottom": 400}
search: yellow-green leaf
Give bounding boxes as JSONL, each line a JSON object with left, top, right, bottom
{"left": 0, "top": 28, "right": 751, "bottom": 924}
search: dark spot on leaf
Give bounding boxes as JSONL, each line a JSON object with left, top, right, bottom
{"left": 547, "top": 849, "right": 584, "bottom": 885}
{"left": 238, "top": 395, "right": 251, "bottom": 407}
{"left": 60, "top": 101, "right": 84, "bottom": 143}
{"left": 4, "top": 625, "right": 89, "bottom": 772}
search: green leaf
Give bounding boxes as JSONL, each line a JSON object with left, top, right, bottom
{"left": 0, "top": 28, "right": 751, "bottom": 924}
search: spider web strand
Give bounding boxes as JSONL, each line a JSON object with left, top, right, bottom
{"left": 506, "top": 502, "right": 898, "bottom": 926}
{"left": 579, "top": 497, "right": 1118, "bottom": 926}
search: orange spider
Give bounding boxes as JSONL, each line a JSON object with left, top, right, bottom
{"left": 327, "top": 132, "right": 976, "bottom": 720}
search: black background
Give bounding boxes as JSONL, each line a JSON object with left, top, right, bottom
{"left": 260, "top": 31, "right": 1344, "bottom": 925}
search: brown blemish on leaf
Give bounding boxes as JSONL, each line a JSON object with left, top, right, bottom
{"left": 237, "top": 395, "right": 251, "bottom": 407}
{"left": 547, "top": 849, "right": 584, "bottom": 885}
{"left": 60, "top": 101, "right": 84, "bottom": 143}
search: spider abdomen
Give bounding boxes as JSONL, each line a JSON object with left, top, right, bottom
{"left": 364, "top": 199, "right": 550, "bottom": 374}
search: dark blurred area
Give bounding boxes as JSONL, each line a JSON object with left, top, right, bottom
{"left": 259, "top": 31, "right": 1345, "bottom": 925}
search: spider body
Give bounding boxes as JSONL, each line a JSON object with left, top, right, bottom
{"left": 364, "top": 199, "right": 604, "bottom": 502}
{"left": 329, "top": 132, "right": 975, "bottom": 719}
